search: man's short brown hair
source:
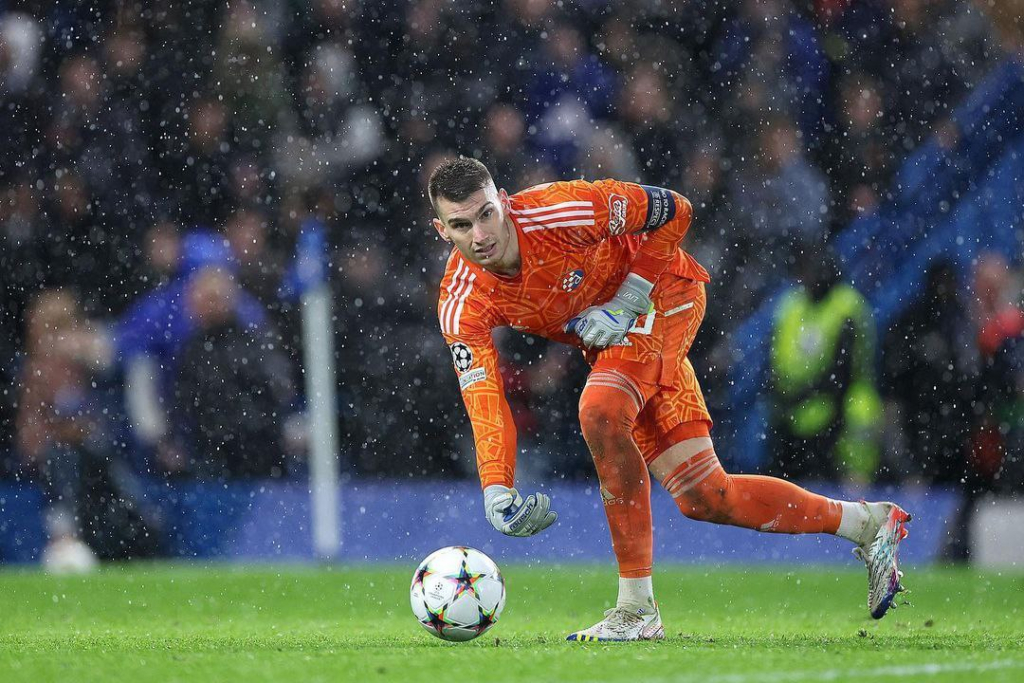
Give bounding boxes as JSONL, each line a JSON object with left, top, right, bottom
{"left": 428, "top": 157, "right": 493, "bottom": 212}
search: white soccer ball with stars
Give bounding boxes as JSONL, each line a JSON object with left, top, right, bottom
{"left": 410, "top": 546, "right": 506, "bottom": 642}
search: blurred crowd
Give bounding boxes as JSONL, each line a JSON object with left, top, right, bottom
{"left": 1, "top": 0, "right": 1022, "bottom": 562}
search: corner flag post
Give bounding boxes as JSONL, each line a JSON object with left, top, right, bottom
{"left": 296, "top": 222, "right": 341, "bottom": 560}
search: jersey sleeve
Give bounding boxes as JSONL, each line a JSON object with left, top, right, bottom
{"left": 439, "top": 298, "right": 517, "bottom": 489}
{"left": 561, "top": 179, "right": 694, "bottom": 283}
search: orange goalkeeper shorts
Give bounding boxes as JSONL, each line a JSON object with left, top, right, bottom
{"left": 586, "top": 275, "right": 713, "bottom": 464}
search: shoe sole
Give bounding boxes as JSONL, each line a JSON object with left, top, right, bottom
{"left": 870, "top": 507, "right": 911, "bottom": 620}
{"left": 566, "top": 622, "right": 665, "bottom": 642}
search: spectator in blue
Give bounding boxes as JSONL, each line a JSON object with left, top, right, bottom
{"left": 730, "top": 117, "right": 831, "bottom": 313}
{"left": 715, "top": 0, "right": 829, "bottom": 147}
{"left": 881, "top": 261, "right": 976, "bottom": 484}
{"left": 17, "top": 290, "right": 160, "bottom": 572}
{"left": 115, "top": 230, "right": 266, "bottom": 471}
{"left": 735, "top": 118, "right": 831, "bottom": 243}
{"left": 520, "top": 22, "right": 617, "bottom": 175}
{"left": 171, "top": 266, "right": 297, "bottom": 479}
{"left": 617, "top": 64, "right": 684, "bottom": 186}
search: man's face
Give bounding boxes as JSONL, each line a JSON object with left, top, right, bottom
{"left": 432, "top": 182, "right": 512, "bottom": 269}
{"left": 188, "top": 267, "right": 237, "bottom": 329}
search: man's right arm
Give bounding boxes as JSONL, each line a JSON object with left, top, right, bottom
{"left": 441, "top": 318, "right": 556, "bottom": 537}
{"left": 442, "top": 327, "right": 517, "bottom": 489}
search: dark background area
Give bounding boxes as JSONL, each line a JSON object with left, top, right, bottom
{"left": 1, "top": 0, "right": 1020, "bottom": 527}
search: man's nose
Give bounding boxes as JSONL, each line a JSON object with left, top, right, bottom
{"left": 472, "top": 224, "right": 487, "bottom": 243}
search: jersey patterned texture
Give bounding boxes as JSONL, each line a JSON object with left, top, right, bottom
{"left": 437, "top": 179, "right": 710, "bottom": 488}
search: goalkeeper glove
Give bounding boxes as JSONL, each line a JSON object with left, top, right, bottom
{"left": 565, "top": 273, "right": 654, "bottom": 349}
{"left": 483, "top": 485, "right": 557, "bottom": 537}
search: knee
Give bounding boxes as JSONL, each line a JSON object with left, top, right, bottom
{"left": 578, "top": 396, "right": 633, "bottom": 455}
{"left": 674, "top": 470, "right": 733, "bottom": 524}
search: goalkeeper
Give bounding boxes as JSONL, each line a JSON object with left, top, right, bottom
{"left": 429, "top": 157, "right": 911, "bottom": 641}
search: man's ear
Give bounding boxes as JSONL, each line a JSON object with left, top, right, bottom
{"left": 498, "top": 188, "right": 511, "bottom": 213}
{"left": 432, "top": 217, "right": 451, "bottom": 243}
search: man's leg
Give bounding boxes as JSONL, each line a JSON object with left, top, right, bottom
{"left": 568, "top": 366, "right": 665, "bottom": 641}
{"left": 567, "top": 276, "right": 705, "bottom": 641}
{"left": 578, "top": 367, "right": 653, "bottom": 579}
{"left": 650, "top": 428, "right": 911, "bottom": 619}
{"left": 39, "top": 444, "right": 99, "bottom": 573}
{"left": 650, "top": 429, "right": 864, "bottom": 538}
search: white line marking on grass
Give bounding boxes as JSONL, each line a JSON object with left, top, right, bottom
{"left": 654, "top": 659, "right": 1024, "bottom": 683}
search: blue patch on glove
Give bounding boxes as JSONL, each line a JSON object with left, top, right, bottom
{"left": 502, "top": 498, "right": 523, "bottom": 522}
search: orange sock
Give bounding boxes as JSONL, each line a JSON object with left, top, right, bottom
{"left": 663, "top": 449, "right": 843, "bottom": 534}
{"left": 579, "top": 371, "right": 653, "bottom": 578}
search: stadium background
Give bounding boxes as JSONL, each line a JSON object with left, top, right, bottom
{"left": 0, "top": 0, "right": 1021, "bottom": 566}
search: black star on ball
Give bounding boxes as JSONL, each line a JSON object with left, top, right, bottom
{"left": 474, "top": 604, "right": 498, "bottom": 634}
{"left": 424, "top": 605, "right": 448, "bottom": 636}
{"left": 451, "top": 560, "right": 484, "bottom": 602}
{"left": 412, "top": 567, "right": 432, "bottom": 591}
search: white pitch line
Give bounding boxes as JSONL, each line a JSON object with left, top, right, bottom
{"left": 649, "top": 659, "right": 1024, "bottom": 683}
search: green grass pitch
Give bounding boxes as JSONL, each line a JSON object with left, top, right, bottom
{"left": 1, "top": 563, "right": 1022, "bottom": 682}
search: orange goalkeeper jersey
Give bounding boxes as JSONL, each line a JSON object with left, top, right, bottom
{"left": 437, "top": 179, "right": 709, "bottom": 488}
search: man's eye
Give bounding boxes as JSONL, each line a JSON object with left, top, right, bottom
{"left": 482, "top": 209, "right": 493, "bottom": 218}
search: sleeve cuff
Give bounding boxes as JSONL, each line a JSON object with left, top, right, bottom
{"left": 479, "top": 463, "right": 515, "bottom": 489}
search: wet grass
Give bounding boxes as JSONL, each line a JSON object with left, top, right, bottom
{"left": 1, "top": 563, "right": 1022, "bottom": 682}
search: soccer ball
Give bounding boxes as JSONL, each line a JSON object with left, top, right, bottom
{"left": 410, "top": 546, "right": 506, "bottom": 642}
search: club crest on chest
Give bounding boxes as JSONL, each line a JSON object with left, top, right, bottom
{"left": 560, "top": 269, "right": 585, "bottom": 292}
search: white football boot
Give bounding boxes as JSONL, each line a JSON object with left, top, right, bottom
{"left": 566, "top": 603, "right": 664, "bottom": 642}
{"left": 41, "top": 537, "right": 99, "bottom": 575}
{"left": 852, "top": 502, "right": 912, "bottom": 619}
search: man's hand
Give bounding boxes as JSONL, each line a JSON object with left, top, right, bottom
{"left": 566, "top": 273, "right": 654, "bottom": 349}
{"left": 483, "top": 485, "right": 557, "bottom": 537}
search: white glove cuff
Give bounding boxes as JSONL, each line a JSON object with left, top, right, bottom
{"left": 624, "top": 272, "right": 655, "bottom": 298}
{"left": 483, "top": 484, "right": 513, "bottom": 505}
{"left": 615, "top": 273, "right": 655, "bottom": 315}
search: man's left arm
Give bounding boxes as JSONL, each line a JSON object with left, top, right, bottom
{"left": 591, "top": 179, "right": 693, "bottom": 284}
{"left": 566, "top": 180, "right": 693, "bottom": 348}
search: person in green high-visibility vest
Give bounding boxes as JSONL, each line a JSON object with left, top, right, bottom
{"left": 768, "top": 250, "right": 882, "bottom": 483}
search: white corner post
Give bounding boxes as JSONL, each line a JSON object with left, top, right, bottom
{"left": 299, "top": 226, "right": 341, "bottom": 560}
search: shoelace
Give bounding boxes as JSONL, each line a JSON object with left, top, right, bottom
{"left": 599, "top": 608, "right": 645, "bottom": 631}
